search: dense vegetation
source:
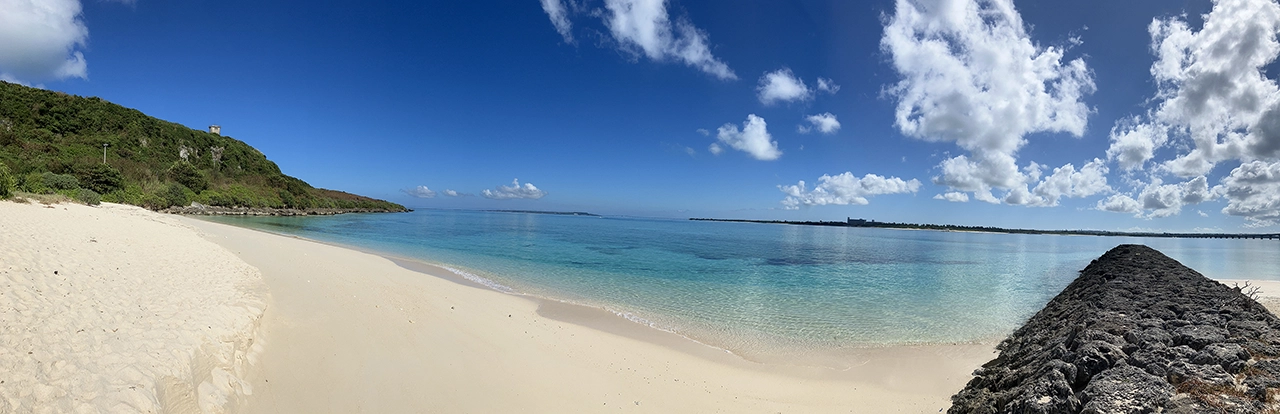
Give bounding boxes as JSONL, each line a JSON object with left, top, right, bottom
{"left": 0, "top": 81, "right": 405, "bottom": 211}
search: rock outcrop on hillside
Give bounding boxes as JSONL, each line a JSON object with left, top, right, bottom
{"left": 950, "top": 244, "right": 1280, "bottom": 413}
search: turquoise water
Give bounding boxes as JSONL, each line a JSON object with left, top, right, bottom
{"left": 203, "top": 210, "right": 1280, "bottom": 358}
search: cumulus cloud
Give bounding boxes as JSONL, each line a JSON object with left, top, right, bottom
{"left": 1013, "top": 158, "right": 1112, "bottom": 207}
{"left": 482, "top": 179, "right": 548, "bottom": 200}
{"left": 540, "top": 0, "right": 575, "bottom": 44}
{"left": 711, "top": 114, "right": 781, "bottom": 160}
{"left": 443, "top": 189, "right": 471, "bottom": 197}
{"left": 934, "top": 192, "right": 969, "bottom": 202}
{"left": 0, "top": 0, "right": 90, "bottom": 83}
{"left": 881, "top": 0, "right": 1095, "bottom": 203}
{"left": 696, "top": 128, "right": 710, "bottom": 136}
{"left": 1099, "top": 176, "right": 1217, "bottom": 218}
{"left": 1142, "top": 0, "right": 1280, "bottom": 177}
{"left": 1106, "top": 117, "right": 1170, "bottom": 171}
{"left": 596, "top": 0, "right": 736, "bottom": 80}
{"left": 779, "top": 173, "right": 922, "bottom": 209}
{"left": 1096, "top": 194, "right": 1142, "bottom": 214}
{"left": 403, "top": 186, "right": 437, "bottom": 198}
{"left": 757, "top": 68, "right": 812, "bottom": 105}
{"left": 1099, "top": 0, "right": 1280, "bottom": 225}
{"left": 798, "top": 113, "right": 840, "bottom": 135}
{"left": 1220, "top": 161, "right": 1280, "bottom": 226}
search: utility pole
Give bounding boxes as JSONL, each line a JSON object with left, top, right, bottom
{"left": 102, "top": 143, "right": 109, "bottom": 164}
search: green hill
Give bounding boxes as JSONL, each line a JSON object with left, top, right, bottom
{"left": 0, "top": 81, "right": 406, "bottom": 212}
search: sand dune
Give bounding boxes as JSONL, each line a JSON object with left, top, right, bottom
{"left": 0, "top": 202, "right": 266, "bottom": 413}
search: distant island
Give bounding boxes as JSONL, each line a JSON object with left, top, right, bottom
{"left": 690, "top": 217, "right": 1280, "bottom": 240}
{"left": 0, "top": 81, "right": 407, "bottom": 214}
{"left": 485, "top": 209, "right": 600, "bottom": 217}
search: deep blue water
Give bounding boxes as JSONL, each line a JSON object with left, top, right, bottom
{"left": 202, "top": 210, "right": 1280, "bottom": 357}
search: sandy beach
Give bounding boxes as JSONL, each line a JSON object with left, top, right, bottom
{"left": 178, "top": 214, "right": 997, "bottom": 413}
{"left": 18, "top": 202, "right": 1280, "bottom": 413}
{"left": 0, "top": 201, "right": 266, "bottom": 413}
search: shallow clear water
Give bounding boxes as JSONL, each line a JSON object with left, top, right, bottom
{"left": 202, "top": 210, "right": 1280, "bottom": 356}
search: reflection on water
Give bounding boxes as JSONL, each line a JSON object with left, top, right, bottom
{"left": 202, "top": 211, "right": 1280, "bottom": 355}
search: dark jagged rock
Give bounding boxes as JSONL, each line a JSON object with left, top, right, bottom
{"left": 161, "top": 202, "right": 406, "bottom": 216}
{"left": 949, "top": 244, "right": 1280, "bottom": 413}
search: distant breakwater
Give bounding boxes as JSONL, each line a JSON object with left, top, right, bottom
{"left": 949, "top": 245, "right": 1280, "bottom": 413}
{"left": 690, "top": 217, "right": 1280, "bottom": 240}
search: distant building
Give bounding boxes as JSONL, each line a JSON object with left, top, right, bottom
{"left": 209, "top": 125, "right": 221, "bottom": 135}
{"left": 848, "top": 218, "right": 868, "bottom": 226}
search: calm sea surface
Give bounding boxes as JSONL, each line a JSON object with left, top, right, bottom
{"left": 202, "top": 210, "right": 1280, "bottom": 358}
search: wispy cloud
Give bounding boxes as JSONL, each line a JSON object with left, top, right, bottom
{"left": 402, "top": 185, "right": 437, "bottom": 198}
{"left": 482, "top": 179, "right": 547, "bottom": 200}
{"left": 540, "top": 0, "right": 575, "bottom": 44}
{"left": 710, "top": 114, "right": 781, "bottom": 161}
{"left": 443, "top": 189, "right": 472, "bottom": 197}
{"left": 881, "top": 0, "right": 1095, "bottom": 205}
{"left": 540, "top": 0, "right": 735, "bottom": 79}
{"left": 0, "top": 0, "right": 90, "bottom": 83}
{"left": 934, "top": 192, "right": 969, "bottom": 203}
{"left": 779, "top": 172, "right": 921, "bottom": 209}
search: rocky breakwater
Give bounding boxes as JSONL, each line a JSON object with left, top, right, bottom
{"left": 950, "top": 244, "right": 1280, "bottom": 413}
{"left": 163, "top": 202, "right": 408, "bottom": 216}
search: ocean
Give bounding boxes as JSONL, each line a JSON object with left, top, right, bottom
{"left": 202, "top": 210, "right": 1280, "bottom": 361}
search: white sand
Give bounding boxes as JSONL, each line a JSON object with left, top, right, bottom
{"left": 1215, "top": 279, "right": 1280, "bottom": 315}
{"left": 180, "top": 215, "right": 996, "bottom": 413}
{"left": 0, "top": 201, "right": 266, "bottom": 413}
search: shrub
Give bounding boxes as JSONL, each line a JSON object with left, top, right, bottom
{"left": 162, "top": 183, "right": 190, "bottom": 208}
{"left": 168, "top": 161, "right": 208, "bottom": 193}
{"left": 0, "top": 162, "right": 14, "bottom": 199}
{"left": 20, "top": 172, "right": 51, "bottom": 194}
{"left": 74, "top": 188, "right": 100, "bottom": 205}
{"left": 81, "top": 164, "right": 124, "bottom": 194}
{"left": 42, "top": 172, "right": 79, "bottom": 190}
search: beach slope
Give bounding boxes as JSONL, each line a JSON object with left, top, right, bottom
{"left": 180, "top": 215, "right": 996, "bottom": 413}
{"left": 0, "top": 202, "right": 266, "bottom": 413}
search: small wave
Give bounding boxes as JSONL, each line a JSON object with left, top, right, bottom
{"left": 440, "top": 265, "right": 515, "bottom": 293}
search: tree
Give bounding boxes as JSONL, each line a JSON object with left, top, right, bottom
{"left": 168, "top": 161, "right": 208, "bottom": 193}
{"left": 81, "top": 164, "right": 124, "bottom": 194}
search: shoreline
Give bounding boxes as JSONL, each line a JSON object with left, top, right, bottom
{"left": 195, "top": 215, "right": 1005, "bottom": 371}
{"left": 178, "top": 214, "right": 999, "bottom": 412}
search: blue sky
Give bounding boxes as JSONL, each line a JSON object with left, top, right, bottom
{"left": 5, "top": 0, "right": 1280, "bottom": 232}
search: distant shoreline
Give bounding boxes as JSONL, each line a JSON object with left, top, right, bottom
{"left": 483, "top": 209, "right": 601, "bottom": 217}
{"left": 689, "top": 217, "right": 1280, "bottom": 240}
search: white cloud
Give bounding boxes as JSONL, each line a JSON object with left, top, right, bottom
{"left": 482, "top": 179, "right": 548, "bottom": 200}
{"left": 708, "top": 142, "right": 723, "bottom": 155}
{"left": 1141, "top": 0, "right": 1280, "bottom": 177}
{"left": 757, "top": 68, "right": 812, "bottom": 105}
{"left": 1021, "top": 158, "right": 1111, "bottom": 207}
{"left": 881, "top": 0, "right": 1095, "bottom": 202}
{"left": 798, "top": 113, "right": 840, "bottom": 135}
{"left": 443, "top": 189, "right": 471, "bottom": 197}
{"left": 713, "top": 114, "right": 781, "bottom": 160}
{"left": 1106, "top": 117, "right": 1170, "bottom": 171}
{"left": 817, "top": 77, "right": 840, "bottom": 94}
{"left": 934, "top": 192, "right": 969, "bottom": 202}
{"left": 1099, "top": 176, "right": 1217, "bottom": 218}
{"left": 696, "top": 128, "right": 710, "bottom": 136}
{"left": 599, "top": 0, "right": 736, "bottom": 80}
{"left": 779, "top": 173, "right": 921, "bottom": 209}
{"left": 1220, "top": 161, "right": 1280, "bottom": 226}
{"left": 403, "top": 186, "right": 437, "bottom": 198}
{"left": 540, "top": 0, "right": 575, "bottom": 44}
{"left": 1096, "top": 194, "right": 1142, "bottom": 214}
{"left": 1198, "top": 210, "right": 1209, "bottom": 217}
{"left": 0, "top": 0, "right": 89, "bottom": 83}
{"left": 1101, "top": 0, "right": 1280, "bottom": 225}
